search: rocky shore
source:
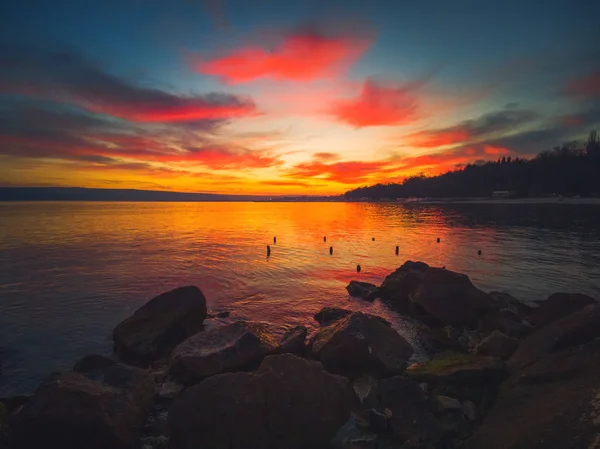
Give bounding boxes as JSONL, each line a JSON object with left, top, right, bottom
{"left": 1, "top": 261, "right": 599, "bottom": 449}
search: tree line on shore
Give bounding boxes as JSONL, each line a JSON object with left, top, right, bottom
{"left": 345, "top": 130, "right": 600, "bottom": 200}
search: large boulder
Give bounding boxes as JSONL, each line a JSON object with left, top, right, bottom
{"left": 474, "top": 331, "right": 518, "bottom": 360}
{"left": 314, "top": 307, "right": 352, "bottom": 326}
{"left": 310, "top": 312, "right": 413, "bottom": 378}
{"left": 478, "top": 309, "right": 532, "bottom": 338}
{"left": 168, "top": 354, "right": 355, "bottom": 449}
{"left": 278, "top": 325, "right": 307, "bottom": 355}
{"left": 529, "top": 292, "right": 596, "bottom": 328}
{"left": 464, "top": 338, "right": 600, "bottom": 449}
{"left": 113, "top": 286, "right": 207, "bottom": 365}
{"left": 509, "top": 303, "right": 600, "bottom": 370}
{"left": 378, "top": 261, "right": 429, "bottom": 310}
{"left": 10, "top": 359, "right": 154, "bottom": 449}
{"left": 410, "top": 268, "right": 495, "bottom": 328}
{"left": 346, "top": 281, "right": 379, "bottom": 301}
{"left": 168, "top": 321, "right": 277, "bottom": 385}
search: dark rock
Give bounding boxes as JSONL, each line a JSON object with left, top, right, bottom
{"left": 352, "top": 374, "right": 379, "bottom": 407}
{"left": 488, "top": 291, "right": 534, "bottom": 321}
{"left": 73, "top": 353, "right": 117, "bottom": 372}
{"left": 310, "top": 312, "right": 413, "bottom": 378}
{"left": 278, "top": 325, "right": 307, "bottom": 355}
{"left": 0, "top": 401, "right": 10, "bottom": 445}
{"left": 113, "top": 286, "right": 207, "bottom": 365}
{"left": 529, "top": 292, "right": 596, "bottom": 328}
{"left": 377, "top": 376, "right": 443, "bottom": 446}
{"left": 216, "top": 311, "right": 230, "bottom": 318}
{"left": 509, "top": 304, "right": 600, "bottom": 370}
{"left": 0, "top": 396, "right": 30, "bottom": 415}
{"left": 474, "top": 331, "right": 518, "bottom": 360}
{"left": 434, "top": 395, "right": 463, "bottom": 413}
{"left": 406, "top": 352, "right": 508, "bottom": 388}
{"left": 346, "top": 281, "right": 379, "bottom": 301}
{"left": 464, "top": 340, "right": 600, "bottom": 449}
{"left": 168, "top": 354, "right": 355, "bottom": 449}
{"left": 410, "top": 268, "right": 495, "bottom": 328}
{"left": 168, "top": 321, "right": 277, "bottom": 385}
{"left": 478, "top": 309, "right": 532, "bottom": 338}
{"left": 378, "top": 261, "right": 429, "bottom": 310}
{"left": 416, "top": 322, "right": 466, "bottom": 354}
{"left": 314, "top": 307, "right": 353, "bottom": 326}
{"left": 157, "top": 381, "right": 184, "bottom": 400}
{"left": 331, "top": 415, "right": 378, "bottom": 449}
{"left": 10, "top": 362, "right": 154, "bottom": 449}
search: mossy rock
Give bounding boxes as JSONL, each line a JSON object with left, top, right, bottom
{"left": 407, "top": 352, "right": 507, "bottom": 387}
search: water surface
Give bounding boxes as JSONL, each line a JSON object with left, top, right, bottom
{"left": 1, "top": 201, "right": 599, "bottom": 395}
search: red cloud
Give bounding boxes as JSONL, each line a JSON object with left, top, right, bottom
{"left": 312, "top": 152, "right": 340, "bottom": 162}
{"left": 405, "top": 129, "right": 471, "bottom": 148}
{"left": 288, "top": 160, "right": 390, "bottom": 184}
{"left": 196, "top": 33, "right": 369, "bottom": 83}
{"left": 566, "top": 70, "right": 600, "bottom": 97}
{"left": 331, "top": 79, "right": 420, "bottom": 128}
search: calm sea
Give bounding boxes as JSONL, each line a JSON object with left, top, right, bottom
{"left": 1, "top": 201, "right": 599, "bottom": 395}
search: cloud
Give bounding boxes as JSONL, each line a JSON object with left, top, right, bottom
{"left": 195, "top": 32, "right": 370, "bottom": 83}
{"left": 331, "top": 79, "right": 421, "bottom": 128}
{"left": 404, "top": 107, "right": 540, "bottom": 148}
{"left": 566, "top": 70, "right": 600, "bottom": 97}
{"left": 0, "top": 45, "right": 256, "bottom": 123}
{"left": 312, "top": 152, "right": 340, "bottom": 162}
{"left": 287, "top": 160, "right": 391, "bottom": 184}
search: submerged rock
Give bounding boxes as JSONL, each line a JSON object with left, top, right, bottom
{"left": 278, "top": 325, "right": 307, "bottom": 355}
{"left": 410, "top": 268, "right": 495, "bottom": 328}
{"left": 168, "top": 354, "right": 355, "bottom": 449}
{"left": 113, "top": 286, "right": 207, "bottom": 365}
{"left": 314, "top": 307, "right": 353, "bottom": 326}
{"left": 11, "top": 360, "right": 154, "bottom": 449}
{"left": 529, "top": 292, "right": 596, "bottom": 328}
{"left": 474, "top": 331, "right": 518, "bottom": 360}
{"left": 346, "top": 281, "right": 379, "bottom": 301}
{"left": 310, "top": 312, "right": 413, "bottom": 378}
{"left": 168, "top": 321, "right": 277, "bottom": 385}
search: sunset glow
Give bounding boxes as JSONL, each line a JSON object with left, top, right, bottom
{"left": 1, "top": 0, "right": 598, "bottom": 195}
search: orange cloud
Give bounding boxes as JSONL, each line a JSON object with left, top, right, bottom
{"left": 566, "top": 70, "right": 600, "bottom": 97}
{"left": 483, "top": 145, "right": 510, "bottom": 155}
{"left": 404, "top": 129, "right": 470, "bottom": 148}
{"left": 331, "top": 79, "right": 420, "bottom": 127}
{"left": 288, "top": 160, "right": 391, "bottom": 184}
{"left": 196, "top": 33, "right": 370, "bottom": 83}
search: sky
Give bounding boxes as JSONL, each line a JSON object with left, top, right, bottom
{"left": 0, "top": 0, "right": 599, "bottom": 195}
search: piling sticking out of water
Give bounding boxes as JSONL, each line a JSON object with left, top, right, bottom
{"left": 395, "top": 245, "right": 399, "bottom": 255}
{"left": 329, "top": 246, "right": 333, "bottom": 255}
{"left": 324, "top": 236, "right": 326, "bottom": 242}
{"left": 478, "top": 249, "right": 482, "bottom": 256}
{"left": 372, "top": 237, "right": 375, "bottom": 241}
{"left": 356, "top": 264, "right": 361, "bottom": 273}
{"left": 273, "top": 237, "right": 276, "bottom": 244}
{"left": 437, "top": 238, "right": 440, "bottom": 243}
{"left": 267, "top": 245, "right": 271, "bottom": 256}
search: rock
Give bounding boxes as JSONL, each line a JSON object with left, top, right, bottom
{"left": 410, "top": 268, "right": 495, "bottom": 328}
{"left": 416, "top": 322, "right": 466, "bottom": 354}
{"left": 168, "top": 321, "right": 277, "bottom": 385}
{"left": 378, "top": 261, "right": 429, "bottom": 310}
{"left": 474, "top": 331, "right": 518, "bottom": 359}
{"left": 0, "top": 401, "right": 11, "bottom": 445}
{"left": 10, "top": 361, "right": 154, "bottom": 449}
{"left": 461, "top": 401, "right": 477, "bottom": 421}
{"left": 346, "top": 281, "right": 379, "bottom": 301}
{"left": 73, "top": 353, "right": 117, "bottom": 372}
{"left": 331, "top": 415, "right": 378, "bottom": 449}
{"left": 168, "top": 354, "right": 355, "bottom": 449}
{"left": 406, "top": 352, "right": 508, "bottom": 388}
{"left": 352, "top": 375, "right": 379, "bottom": 407}
{"left": 216, "top": 311, "right": 230, "bottom": 318}
{"left": 529, "top": 292, "right": 596, "bottom": 328}
{"left": 377, "top": 376, "right": 443, "bottom": 446}
{"left": 478, "top": 309, "right": 531, "bottom": 338}
{"left": 310, "top": 312, "right": 413, "bottom": 378}
{"left": 157, "top": 381, "right": 184, "bottom": 400}
{"left": 140, "top": 435, "right": 169, "bottom": 449}
{"left": 314, "top": 307, "right": 353, "bottom": 326}
{"left": 488, "top": 291, "right": 534, "bottom": 321}
{"left": 113, "top": 286, "right": 207, "bottom": 365}
{"left": 435, "top": 395, "right": 463, "bottom": 413}
{"left": 509, "top": 304, "right": 600, "bottom": 370}
{"left": 278, "top": 325, "right": 307, "bottom": 355}
{"left": 464, "top": 340, "right": 600, "bottom": 449}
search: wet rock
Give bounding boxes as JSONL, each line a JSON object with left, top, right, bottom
{"left": 434, "top": 395, "right": 463, "bottom": 413}
{"left": 346, "top": 281, "right": 379, "bottom": 301}
{"left": 464, "top": 340, "right": 600, "bottom": 449}
{"left": 113, "top": 286, "right": 207, "bottom": 365}
{"left": 478, "top": 309, "right": 531, "bottom": 339}
{"left": 352, "top": 375, "right": 379, "bottom": 407}
{"left": 0, "top": 401, "right": 11, "bottom": 445}
{"left": 410, "top": 268, "right": 495, "bottom": 328}
{"left": 474, "top": 331, "right": 518, "bottom": 360}
{"left": 461, "top": 401, "right": 477, "bottom": 422}
{"left": 509, "top": 303, "right": 600, "bottom": 370}
{"left": 331, "top": 415, "right": 378, "bottom": 449}
{"left": 157, "top": 381, "right": 184, "bottom": 400}
{"left": 314, "top": 307, "right": 353, "bottom": 326}
{"left": 529, "top": 292, "right": 596, "bottom": 328}
{"left": 278, "top": 325, "right": 307, "bottom": 355}
{"left": 378, "top": 261, "right": 429, "bottom": 310}
{"left": 140, "top": 435, "right": 168, "bottom": 449}
{"left": 168, "top": 321, "right": 277, "bottom": 385}
{"left": 10, "top": 361, "right": 154, "bottom": 449}
{"left": 406, "top": 352, "right": 508, "bottom": 388}
{"left": 488, "top": 291, "right": 534, "bottom": 321}
{"left": 377, "top": 376, "right": 443, "bottom": 446}
{"left": 310, "top": 312, "right": 413, "bottom": 378}
{"left": 417, "top": 322, "right": 466, "bottom": 354}
{"left": 168, "top": 354, "right": 355, "bottom": 449}
{"left": 73, "top": 353, "right": 117, "bottom": 372}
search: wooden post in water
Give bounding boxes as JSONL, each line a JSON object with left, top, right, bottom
{"left": 372, "top": 237, "right": 375, "bottom": 241}
{"left": 437, "top": 237, "right": 440, "bottom": 243}
{"left": 478, "top": 249, "right": 482, "bottom": 256}
{"left": 273, "top": 236, "right": 276, "bottom": 244}
{"left": 395, "top": 245, "right": 399, "bottom": 255}
{"left": 329, "top": 246, "right": 333, "bottom": 255}
{"left": 357, "top": 264, "right": 361, "bottom": 273}
{"left": 267, "top": 245, "right": 271, "bottom": 256}
{"left": 324, "top": 236, "right": 327, "bottom": 242}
